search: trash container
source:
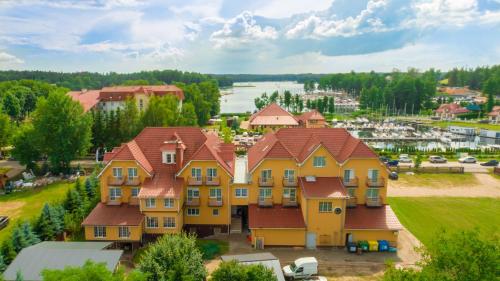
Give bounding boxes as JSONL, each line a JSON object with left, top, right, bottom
{"left": 368, "top": 240, "right": 378, "bottom": 252}
{"left": 358, "top": 240, "right": 369, "bottom": 252}
{"left": 388, "top": 247, "right": 397, "bottom": 253}
{"left": 378, "top": 240, "right": 389, "bottom": 252}
{"left": 347, "top": 242, "right": 357, "bottom": 253}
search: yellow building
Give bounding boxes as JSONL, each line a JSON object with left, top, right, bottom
{"left": 82, "top": 127, "right": 402, "bottom": 249}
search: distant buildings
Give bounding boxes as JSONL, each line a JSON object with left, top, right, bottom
{"left": 247, "top": 103, "right": 326, "bottom": 130}
{"left": 68, "top": 85, "right": 184, "bottom": 113}
{"left": 437, "top": 86, "right": 481, "bottom": 103}
{"left": 434, "top": 103, "right": 470, "bottom": 120}
{"left": 488, "top": 106, "right": 500, "bottom": 124}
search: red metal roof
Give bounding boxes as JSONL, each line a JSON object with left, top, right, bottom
{"left": 248, "top": 128, "right": 378, "bottom": 171}
{"left": 248, "top": 204, "right": 306, "bottom": 229}
{"left": 345, "top": 205, "right": 403, "bottom": 230}
{"left": 68, "top": 90, "right": 100, "bottom": 112}
{"left": 81, "top": 203, "right": 143, "bottom": 226}
{"left": 299, "top": 177, "right": 348, "bottom": 199}
{"left": 249, "top": 103, "right": 299, "bottom": 126}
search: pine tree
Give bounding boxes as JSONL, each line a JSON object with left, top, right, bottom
{"left": 11, "top": 225, "right": 28, "bottom": 252}
{"left": 51, "top": 205, "right": 66, "bottom": 235}
{"left": 328, "top": 96, "right": 335, "bottom": 113}
{"left": 1, "top": 240, "right": 17, "bottom": 264}
{"left": 84, "top": 178, "right": 95, "bottom": 199}
{"left": 21, "top": 222, "right": 40, "bottom": 246}
{"left": 36, "top": 204, "right": 56, "bottom": 240}
{"left": 64, "top": 189, "right": 83, "bottom": 214}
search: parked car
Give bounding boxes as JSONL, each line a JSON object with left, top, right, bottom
{"left": 389, "top": 172, "right": 398, "bottom": 180}
{"left": 0, "top": 216, "right": 9, "bottom": 230}
{"left": 480, "top": 160, "right": 499, "bottom": 166}
{"left": 283, "top": 257, "right": 318, "bottom": 280}
{"left": 387, "top": 160, "right": 399, "bottom": 167}
{"left": 379, "top": 156, "right": 390, "bottom": 163}
{"left": 429, "top": 155, "right": 447, "bottom": 163}
{"left": 398, "top": 154, "right": 413, "bottom": 163}
{"left": 458, "top": 156, "right": 477, "bottom": 163}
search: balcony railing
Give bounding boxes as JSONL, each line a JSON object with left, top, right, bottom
{"left": 366, "top": 177, "right": 385, "bottom": 187}
{"left": 208, "top": 197, "right": 223, "bottom": 207}
{"left": 365, "top": 196, "right": 383, "bottom": 207}
{"left": 258, "top": 177, "right": 274, "bottom": 187}
{"left": 106, "top": 196, "right": 122, "bottom": 205}
{"left": 107, "top": 176, "right": 125, "bottom": 186}
{"left": 124, "top": 176, "right": 141, "bottom": 186}
{"left": 185, "top": 197, "right": 200, "bottom": 206}
{"left": 188, "top": 176, "right": 203, "bottom": 186}
{"left": 342, "top": 177, "right": 359, "bottom": 187}
{"left": 282, "top": 197, "right": 298, "bottom": 207}
{"left": 258, "top": 196, "right": 273, "bottom": 207}
{"left": 282, "top": 177, "right": 298, "bottom": 187}
{"left": 128, "top": 197, "right": 139, "bottom": 206}
{"left": 347, "top": 197, "right": 357, "bottom": 208}
{"left": 206, "top": 176, "right": 220, "bottom": 186}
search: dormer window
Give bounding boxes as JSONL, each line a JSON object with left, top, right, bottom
{"left": 162, "top": 151, "right": 176, "bottom": 164}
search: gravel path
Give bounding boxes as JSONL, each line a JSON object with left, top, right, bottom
{"left": 388, "top": 173, "right": 500, "bottom": 197}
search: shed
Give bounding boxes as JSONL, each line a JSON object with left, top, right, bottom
{"left": 3, "top": 242, "right": 123, "bottom": 281}
{"left": 221, "top": 253, "right": 285, "bottom": 281}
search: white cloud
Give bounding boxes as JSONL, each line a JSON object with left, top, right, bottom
{"left": 285, "top": 0, "right": 389, "bottom": 39}
{"left": 0, "top": 0, "right": 144, "bottom": 10}
{"left": 210, "top": 11, "right": 278, "bottom": 48}
{"left": 0, "top": 51, "right": 24, "bottom": 68}
{"left": 253, "top": 0, "right": 333, "bottom": 18}
{"left": 409, "top": 0, "right": 479, "bottom": 28}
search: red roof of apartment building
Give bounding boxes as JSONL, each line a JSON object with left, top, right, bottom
{"left": 68, "top": 90, "right": 100, "bottom": 112}
{"left": 102, "top": 127, "right": 235, "bottom": 199}
{"left": 299, "top": 177, "right": 348, "bottom": 199}
{"left": 248, "top": 204, "right": 306, "bottom": 229}
{"left": 99, "top": 85, "right": 184, "bottom": 101}
{"left": 489, "top": 106, "right": 500, "bottom": 117}
{"left": 82, "top": 203, "right": 143, "bottom": 226}
{"left": 345, "top": 205, "right": 403, "bottom": 230}
{"left": 435, "top": 103, "right": 469, "bottom": 115}
{"left": 249, "top": 103, "right": 299, "bottom": 126}
{"left": 248, "top": 128, "right": 378, "bottom": 171}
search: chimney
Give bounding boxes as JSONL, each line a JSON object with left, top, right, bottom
{"left": 175, "top": 140, "right": 185, "bottom": 171}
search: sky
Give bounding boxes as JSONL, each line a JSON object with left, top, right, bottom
{"left": 0, "top": 0, "right": 500, "bottom": 74}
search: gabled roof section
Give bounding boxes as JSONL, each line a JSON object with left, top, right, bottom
{"left": 68, "top": 90, "right": 100, "bottom": 112}
{"left": 296, "top": 110, "right": 325, "bottom": 123}
{"left": 188, "top": 132, "right": 235, "bottom": 176}
{"left": 106, "top": 140, "right": 153, "bottom": 175}
{"left": 249, "top": 103, "right": 299, "bottom": 126}
{"left": 248, "top": 133, "right": 295, "bottom": 172}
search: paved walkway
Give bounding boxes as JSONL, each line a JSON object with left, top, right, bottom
{"left": 0, "top": 160, "right": 25, "bottom": 179}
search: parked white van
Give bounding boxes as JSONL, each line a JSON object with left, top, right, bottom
{"left": 283, "top": 257, "right": 318, "bottom": 279}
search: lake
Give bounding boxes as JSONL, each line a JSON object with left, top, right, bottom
{"left": 220, "top": 81, "right": 305, "bottom": 113}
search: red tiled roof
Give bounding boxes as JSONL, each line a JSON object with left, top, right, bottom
{"left": 299, "top": 177, "right": 348, "bottom": 199}
{"left": 110, "top": 140, "right": 154, "bottom": 175}
{"left": 435, "top": 103, "right": 469, "bottom": 114}
{"left": 345, "top": 205, "right": 403, "bottom": 230}
{"left": 248, "top": 204, "right": 306, "bottom": 229}
{"left": 82, "top": 203, "right": 143, "bottom": 226}
{"left": 489, "top": 106, "right": 500, "bottom": 117}
{"left": 296, "top": 110, "right": 325, "bottom": 122}
{"left": 249, "top": 103, "right": 299, "bottom": 126}
{"left": 139, "top": 175, "right": 183, "bottom": 198}
{"left": 248, "top": 128, "right": 378, "bottom": 171}
{"left": 68, "top": 90, "right": 100, "bottom": 112}
{"left": 99, "top": 85, "right": 184, "bottom": 101}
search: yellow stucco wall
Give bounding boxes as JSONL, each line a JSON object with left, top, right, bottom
{"left": 143, "top": 211, "right": 183, "bottom": 234}
{"left": 305, "top": 198, "right": 346, "bottom": 246}
{"left": 99, "top": 160, "right": 150, "bottom": 204}
{"left": 341, "top": 158, "right": 388, "bottom": 204}
{"left": 251, "top": 229, "right": 306, "bottom": 246}
{"left": 230, "top": 184, "right": 250, "bottom": 206}
{"left": 84, "top": 225, "right": 142, "bottom": 241}
{"left": 344, "top": 230, "right": 399, "bottom": 246}
{"left": 299, "top": 146, "right": 341, "bottom": 177}
{"left": 179, "top": 160, "right": 232, "bottom": 226}
{"left": 249, "top": 159, "right": 298, "bottom": 205}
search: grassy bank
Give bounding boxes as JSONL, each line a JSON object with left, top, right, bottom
{"left": 430, "top": 120, "right": 500, "bottom": 131}
{"left": 389, "top": 197, "right": 500, "bottom": 246}
{"left": 396, "top": 173, "right": 478, "bottom": 188}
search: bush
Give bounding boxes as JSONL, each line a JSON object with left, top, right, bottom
{"left": 211, "top": 260, "right": 277, "bottom": 281}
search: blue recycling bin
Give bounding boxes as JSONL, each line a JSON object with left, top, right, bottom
{"left": 347, "top": 242, "right": 357, "bottom": 253}
{"left": 378, "top": 240, "right": 389, "bottom": 252}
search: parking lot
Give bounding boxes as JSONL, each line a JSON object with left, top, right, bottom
{"left": 399, "top": 161, "right": 494, "bottom": 173}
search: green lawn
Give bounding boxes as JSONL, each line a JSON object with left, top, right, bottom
{"left": 0, "top": 181, "right": 75, "bottom": 242}
{"left": 396, "top": 173, "right": 478, "bottom": 188}
{"left": 430, "top": 120, "right": 500, "bottom": 131}
{"left": 389, "top": 197, "right": 500, "bottom": 246}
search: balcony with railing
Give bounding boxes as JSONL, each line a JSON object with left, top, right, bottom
{"left": 107, "top": 176, "right": 125, "bottom": 186}
{"left": 206, "top": 176, "right": 220, "bottom": 186}
{"left": 124, "top": 176, "right": 141, "bottom": 186}
{"left": 188, "top": 176, "right": 203, "bottom": 186}
{"left": 258, "top": 196, "right": 273, "bottom": 207}
{"left": 282, "top": 177, "right": 298, "bottom": 187}
{"left": 259, "top": 177, "right": 274, "bottom": 187}
{"left": 366, "top": 177, "right": 385, "bottom": 187}
{"left": 342, "top": 177, "right": 359, "bottom": 187}
{"left": 347, "top": 197, "right": 357, "bottom": 208}
{"left": 365, "top": 196, "right": 383, "bottom": 207}
{"left": 282, "top": 197, "right": 298, "bottom": 207}
{"left": 106, "top": 196, "right": 122, "bottom": 205}
{"left": 185, "top": 197, "right": 200, "bottom": 206}
{"left": 208, "top": 197, "right": 223, "bottom": 207}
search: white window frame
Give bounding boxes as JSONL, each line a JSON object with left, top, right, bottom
{"left": 187, "top": 208, "right": 200, "bottom": 216}
{"left": 347, "top": 188, "right": 356, "bottom": 197}
{"left": 118, "top": 226, "right": 130, "bottom": 238}
{"left": 163, "top": 217, "right": 176, "bottom": 228}
{"left": 284, "top": 169, "right": 295, "bottom": 179}
{"left": 259, "top": 188, "right": 272, "bottom": 198}
{"left": 112, "top": 167, "right": 122, "bottom": 178}
{"left": 191, "top": 168, "right": 202, "bottom": 180}
{"left": 145, "top": 198, "right": 156, "bottom": 208}
{"left": 368, "top": 169, "right": 379, "bottom": 181}
{"left": 261, "top": 169, "right": 272, "bottom": 180}
{"left": 162, "top": 151, "right": 176, "bottom": 164}
{"left": 128, "top": 167, "right": 138, "bottom": 180}
{"left": 283, "top": 188, "right": 296, "bottom": 201}
{"left": 319, "top": 202, "right": 333, "bottom": 213}
{"left": 94, "top": 226, "right": 106, "bottom": 238}
{"left": 313, "top": 156, "right": 326, "bottom": 167}
{"left": 344, "top": 169, "right": 354, "bottom": 181}
{"left": 187, "top": 188, "right": 200, "bottom": 199}
{"left": 164, "top": 198, "right": 174, "bottom": 208}
{"left": 109, "top": 187, "right": 122, "bottom": 201}
{"left": 207, "top": 168, "right": 217, "bottom": 178}
{"left": 131, "top": 187, "right": 140, "bottom": 197}
{"left": 146, "top": 217, "right": 158, "bottom": 228}
{"left": 212, "top": 209, "right": 219, "bottom": 216}
{"left": 209, "top": 188, "right": 222, "bottom": 200}
{"left": 235, "top": 188, "right": 248, "bottom": 198}
{"left": 366, "top": 188, "right": 380, "bottom": 199}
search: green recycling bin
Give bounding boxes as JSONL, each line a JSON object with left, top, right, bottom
{"left": 358, "top": 240, "right": 369, "bottom": 252}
